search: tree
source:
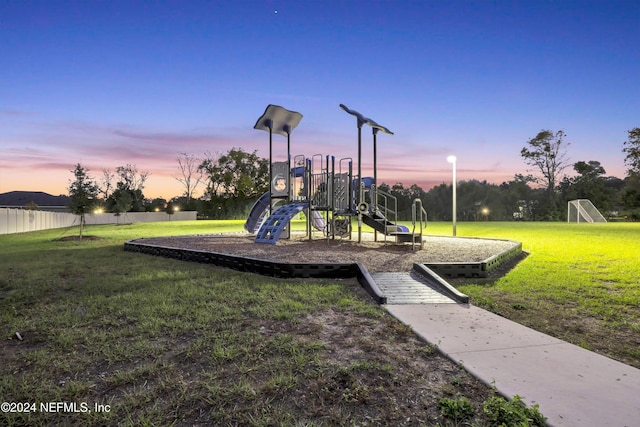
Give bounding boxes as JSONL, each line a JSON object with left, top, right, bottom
{"left": 24, "top": 201, "right": 38, "bottom": 210}
{"left": 623, "top": 128, "right": 640, "bottom": 177}
{"left": 199, "top": 148, "right": 268, "bottom": 199}
{"left": 559, "top": 160, "right": 612, "bottom": 214}
{"left": 521, "top": 130, "right": 570, "bottom": 218}
{"left": 198, "top": 151, "right": 224, "bottom": 198}
{"left": 385, "top": 182, "right": 426, "bottom": 220}
{"left": 499, "top": 174, "right": 536, "bottom": 220}
{"left": 573, "top": 160, "right": 606, "bottom": 179}
{"left": 146, "top": 197, "right": 168, "bottom": 212}
{"left": 423, "top": 183, "right": 451, "bottom": 221}
{"left": 111, "top": 189, "right": 133, "bottom": 219}
{"left": 106, "top": 164, "right": 149, "bottom": 212}
{"left": 174, "top": 152, "right": 203, "bottom": 205}
{"left": 99, "top": 168, "right": 115, "bottom": 200}
{"left": 622, "top": 128, "right": 640, "bottom": 216}
{"left": 67, "top": 163, "right": 99, "bottom": 239}
{"left": 198, "top": 148, "right": 269, "bottom": 219}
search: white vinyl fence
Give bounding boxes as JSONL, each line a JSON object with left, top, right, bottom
{"left": 0, "top": 208, "right": 197, "bottom": 235}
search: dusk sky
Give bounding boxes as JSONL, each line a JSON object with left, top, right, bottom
{"left": 1, "top": 0, "right": 639, "bottom": 200}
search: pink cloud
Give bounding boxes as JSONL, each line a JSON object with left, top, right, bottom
{"left": 0, "top": 115, "right": 524, "bottom": 199}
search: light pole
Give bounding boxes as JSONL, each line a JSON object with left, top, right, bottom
{"left": 447, "top": 155, "right": 457, "bottom": 236}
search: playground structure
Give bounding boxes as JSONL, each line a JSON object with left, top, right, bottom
{"left": 244, "top": 104, "right": 427, "bottom": 248}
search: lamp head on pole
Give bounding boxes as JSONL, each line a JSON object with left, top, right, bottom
{"left": 447, "top": 155, "right": 457, "bottom": 164}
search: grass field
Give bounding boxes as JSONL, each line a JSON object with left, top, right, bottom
{"left": 2, "top": 219, "right": 635, "bottom": 425}
{"left": 1, "top": 220, "right": 543, "bottom": 426}
{"left": 421, "top": 221, "right": 640, "bottom": 368}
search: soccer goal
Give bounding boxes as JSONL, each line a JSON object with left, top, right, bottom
{"left": 567, "top": 199, "right": 607, "bottom": 223}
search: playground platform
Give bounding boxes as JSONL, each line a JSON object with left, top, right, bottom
{"left": 387, "top": 303, "right": 640, "bottom": 427}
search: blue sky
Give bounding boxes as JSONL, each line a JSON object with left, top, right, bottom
{"left": 1, "top": 0, "right": 639, "bottom": 199}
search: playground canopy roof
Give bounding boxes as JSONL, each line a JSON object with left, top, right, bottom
{"left": 339, "top": 104, "right": 394, "bottom": 135}
{"left": 254, "top": 104, "right": 303, "bottom": 137}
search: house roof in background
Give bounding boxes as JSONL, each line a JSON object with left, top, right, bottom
{"left": 0, "top": 191, "right": 70, "bottom": 207}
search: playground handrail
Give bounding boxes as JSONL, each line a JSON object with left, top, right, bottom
{"left": 412, "top": 198, "right": 427, "bottom": 250}
{"left": 373, "top": 187, "right": 398, "bottom": 236}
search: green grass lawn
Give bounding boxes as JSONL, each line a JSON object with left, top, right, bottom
{"left": 1, "top": 221, "right": 514, "bottom": 426}
{"left": 422, "top": 221, "right": 640, "bottom": 367}
{"left": 2, "top": 219, "right": 634, "bottom": 425}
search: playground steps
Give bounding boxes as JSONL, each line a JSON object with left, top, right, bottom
{"left": 362, "top": 213, "right": 421, "bottom": 243}
{"left": 255, "top": 203, "right": 307, "bottom": 244}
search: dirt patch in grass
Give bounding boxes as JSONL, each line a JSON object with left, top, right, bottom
{"left": 56, "top": 235, "right": 102, "bottom": 241}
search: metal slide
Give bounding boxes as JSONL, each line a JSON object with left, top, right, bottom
{"left": 310, "top": 210, "right": 326, "bottom": 232}
{"left": 361, "top": 212, "right": 419, "bottom": 243}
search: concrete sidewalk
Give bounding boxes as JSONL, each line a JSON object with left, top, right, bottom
{"left": 386, "top": 303, "right": 640, "bottom": 427}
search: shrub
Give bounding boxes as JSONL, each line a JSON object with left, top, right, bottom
{"left": 483, "top": 395, "right": 546, "bottom": 426}
{"left": 439, "top": 396, "right": 475, "bottom": 424}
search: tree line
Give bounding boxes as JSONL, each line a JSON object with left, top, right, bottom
{"left": 68, "top": 127, "right": 640, "bottom": 223}
{"left": 385, "top": 128, "right": 640, "bottom": 221}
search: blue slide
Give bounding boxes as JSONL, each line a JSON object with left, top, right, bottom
{"left": 244, "top": 192, "right": 271, "bottom": 233}
{"left": 255, "top": 203, "right": 307, "bottom": 244}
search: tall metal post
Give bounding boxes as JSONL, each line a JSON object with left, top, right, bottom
{"left": 373, "top": 128, "right": 378, "bottom": 190}
{"left": 307, "top": 158, "right": 312, "bottom": 240}
{"left": 285, "top": 125, "right": 291, "bottom": 199}
{"left": 447, "top": 155, "right": 457, "bottom": 236}
{"left": 372, "top": 128, "right": 378, "bottom": 242}
{"left": 357, "top": 119, "right": 363, "bottom": 243}
{"left": 268, "top": 120, "right": 273, "bottom": 215}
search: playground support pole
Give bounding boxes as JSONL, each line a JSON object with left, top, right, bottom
{"left": 330, "top": 155, "right": 335, "bottom": 240}
{"left": 357, "top": 120, "right": 363, "bottom": 243}
{"left": 373, "top": 128, "right": 378, "bottom": 192}
{"left": 373, "top": 128, "right": 378, "bottom": 242}
{"left": 306, "top": 158, "right": 312, "bottom": 240}
{"left": 285, "top": 126, "right": 292, "bottom": 240}
{"left": 268, "top": 120, "right": 273, "bottom": 216}
{"left": 349, "top": 160, "right": 353, "bottom": 240}
{"left": 285, "top": 125, "right": 291, "bottom": 200}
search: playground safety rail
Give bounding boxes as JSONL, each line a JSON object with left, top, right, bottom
{"left": 411, "top": 198, "right": 428, "bottom": 250}
{"left": 374, "top": 187, "right": 399, "bottom": 238}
